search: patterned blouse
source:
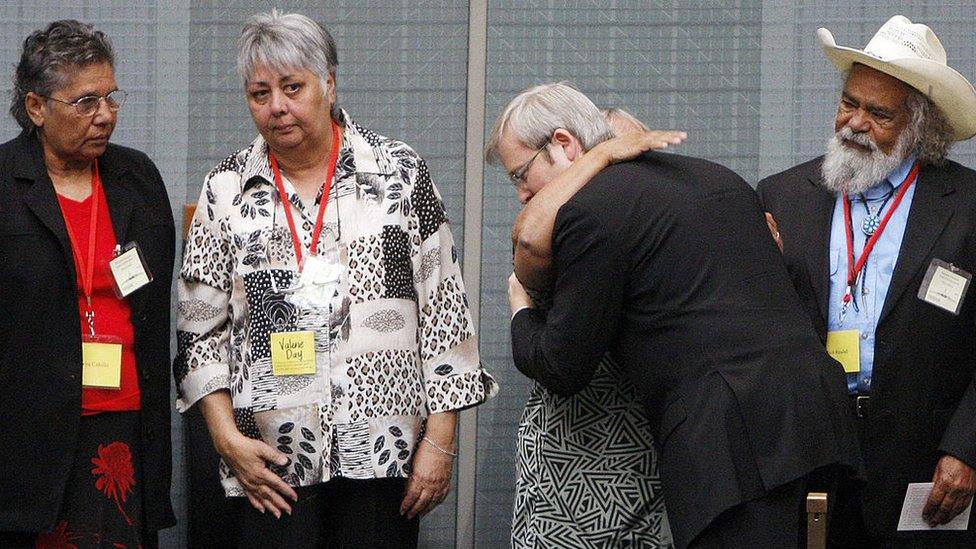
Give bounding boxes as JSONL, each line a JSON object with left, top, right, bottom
{"left": 175, "top": 111, "right": 497, "bottom": 496}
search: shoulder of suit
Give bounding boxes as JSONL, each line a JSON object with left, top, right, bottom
{"left": 756, "top": 156, "right": 824, "bottom": 193}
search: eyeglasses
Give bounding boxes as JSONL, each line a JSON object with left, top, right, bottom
{"left": 41, "top": 89, "right": 127, "bottom": 117}
{"left": 508, "top": 143, "right": 548, "bottom": 187}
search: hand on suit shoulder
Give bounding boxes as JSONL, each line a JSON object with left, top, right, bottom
{"left": 593, "top": 130, "right": 687, "bottom": 165}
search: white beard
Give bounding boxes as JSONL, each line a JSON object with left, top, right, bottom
{"left": 821, "top": 127, "right": 912, "bottom": 195}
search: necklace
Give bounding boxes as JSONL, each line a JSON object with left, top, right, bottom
{"left": 859, "top": 189, "right": 894, "bottom": 236}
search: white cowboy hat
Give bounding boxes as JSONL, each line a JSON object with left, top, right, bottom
{"left": 817, "top": 15, "right": 976, "bottom": 141}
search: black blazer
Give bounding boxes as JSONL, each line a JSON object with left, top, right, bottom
{"left": 758, "top": 157, "right": 976, "bottom": 538}
{"left": 512, "top": 151, "right": 860, "bottom": 548}
{"left": 0, "top": 132, "right": 176, "bottom": 532}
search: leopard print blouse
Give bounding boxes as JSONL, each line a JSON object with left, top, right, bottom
{"left": 175, "top": 111, "right": 498, "bottom": 495}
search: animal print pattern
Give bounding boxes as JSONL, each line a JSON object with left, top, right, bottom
{"left": 420, "top": 275, "right": 473, "bottom": 363}
{"left": 343, "top": 350, "right": 425, "bottom": 422}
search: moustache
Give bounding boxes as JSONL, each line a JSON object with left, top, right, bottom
{"left": 836, "top": 127, "right": 878, "bottom": 152}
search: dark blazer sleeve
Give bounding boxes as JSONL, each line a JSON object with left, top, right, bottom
{"left": 510, "top": 198, "right": 625, "bottom": 396}
{"left": 941, "top": 383, "right": 976, "bottom": 468}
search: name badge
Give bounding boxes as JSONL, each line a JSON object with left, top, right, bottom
{"left": 270, "top": 331, "right": 316, "bottom": 376}
{"left": 826, "top": 330, "right": 860, "bottom": 374}
{"left": 82, "top": 339, "right": 122, "bottom": 389}
{"left": 109, "top": 242, "right": 153, "bottom": 298}
{"left": 918, "top": 259, "right": 971, "bottom": 315}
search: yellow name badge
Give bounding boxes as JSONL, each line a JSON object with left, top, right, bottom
{"left": 82, "top": 341, "right": 122, "bottom": 389}
{"left": 826, "top": 330, "right": 861, "bottom": 374}
{"left": 270, "top": 331, "right": 316, "bottom": 376}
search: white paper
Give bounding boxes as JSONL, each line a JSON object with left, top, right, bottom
{"left": 923, "top": 267, "right": 967, "bottom": 313}
{"left": 109, "top": 247, "right": 151, "bottom": 296}
{"left": 897, "top": 482, "right": 972, "bottom": 531}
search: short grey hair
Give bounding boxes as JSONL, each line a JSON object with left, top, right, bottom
{"left": 238, "top": 10, "right": 341, "bottom": 121}
{"left": 601, "top": 107, "right": 650, "bottom": 134}
{"left": 485, "top": 82, "right": 614, "bottom": 164}
{"left": 10, "top": 19, "right": 115, "bottom": 132}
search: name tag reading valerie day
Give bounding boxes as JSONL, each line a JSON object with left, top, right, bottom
{"left": 270, "top": 331, "right": 316, "bottom": 376}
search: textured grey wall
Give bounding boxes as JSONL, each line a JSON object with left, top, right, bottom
{"left": 2, "top": 2, "right": 975, "bottom": 547}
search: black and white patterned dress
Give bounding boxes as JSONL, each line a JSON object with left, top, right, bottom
{"left": 512, "top": 292, "right": 671, "bottom": 548}
{"left": 175, "top": 111, "right": 497, "bottom": 495}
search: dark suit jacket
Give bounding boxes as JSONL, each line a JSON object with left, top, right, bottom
{"left": 0, "top": 131, "right": 176, "bottom": 532}
{"left": 758, "top": 157, "right": 976, "bottom": 538}
{"left": 512, "top": 151, "right": 860, "bottom": 548}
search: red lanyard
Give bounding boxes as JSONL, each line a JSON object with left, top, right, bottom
{"left": 269, "top": 121, "right": 341, "bottom": 270}
{"left": 841, "top": 162, "right": 919, "bottom": 304}
{"left": 61, "top": 160, "right": 102, "bottom": 311}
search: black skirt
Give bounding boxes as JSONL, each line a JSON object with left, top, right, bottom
{"left": 32, "top": 411, "right": 154, "bottom": 549}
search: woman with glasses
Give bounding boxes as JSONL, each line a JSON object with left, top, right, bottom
{"left": 175, "top": 11, "right": 495, "bottom": 548}
{"left": 0, "top": 20, "right": 175, "bottom": 548}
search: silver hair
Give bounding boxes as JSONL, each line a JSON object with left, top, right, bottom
{"left": 237, "top": 10, "right": 341, "bottom": 121}
{"left": 10, "top": 19, "right": 115, "bottom": 132}
{"left": 904, "top": 88, "right": 953, "bottom": 165}
{"left": 485, "top": 82, "right": 615, "bottom": 164}
{"left": 821, "top": 126, "right": 913, "bottom": 194}
{"left": 601, "top": 107, "right": 650, "bottom": 135}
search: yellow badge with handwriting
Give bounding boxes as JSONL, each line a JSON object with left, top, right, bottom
{"left": 271, "top": 331, "right": 316, "bottom": 376}
{"left": 82, "top": 341, "right": 122, "bottom": 389}
{"left": 826, "top": 330, "right": 860, "bottom": 374}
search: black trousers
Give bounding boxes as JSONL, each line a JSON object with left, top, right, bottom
{"left": 827, "top": 404, "right": 975, "bottom": 549}
{"left": 235, "top": 477, "right": 419, "bottom": 549}
{"left": 688, "top": 475, "right": 809, "bottom": 549}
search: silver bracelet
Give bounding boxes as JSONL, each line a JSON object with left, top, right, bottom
{"left": 422, "top": 436, "right": 457, "bottom": 457}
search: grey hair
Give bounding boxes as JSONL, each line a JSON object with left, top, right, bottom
{"left": 903, "top": 87, "right": 953, "bottom": 165}
{"left": 485, "top": 82, "right": 615, "bottom": 164}
{"left": 10, "top": 20, "right": 115, "bottom": 132}
{"left": 601, "top": 107, "right": 650, "bottom": 135}
{"left": 237, "top": 10, "right": 341, "bottom": 121}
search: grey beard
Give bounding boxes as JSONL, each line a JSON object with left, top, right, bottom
{"left": 821, "top": 128, "right": 911, "bottom": 195}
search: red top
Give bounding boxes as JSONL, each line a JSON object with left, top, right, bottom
{"left": 57, "top": 186, "right": 141, "bottom": 415}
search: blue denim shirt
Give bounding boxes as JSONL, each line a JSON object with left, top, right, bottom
{"left": 827, "top": 156, "right": 917, "bottom": 394}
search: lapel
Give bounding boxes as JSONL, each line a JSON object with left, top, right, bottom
{"left": 878, "top": 165, "right": 954, "bottom": 324}
{"left": 17, "top": 133, "right": 77, "bottom": 282}
{"left": 98, "top": 149, "right": 138, "bottom": 246}
{"left": 98, "top": 148, "right": 151, "bottom": 316}
{"left": 802, "top": 165, "right": 837, "bottom": 326}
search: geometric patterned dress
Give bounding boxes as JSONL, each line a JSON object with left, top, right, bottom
{"left": 512, "top": 293, "right": 672, "bottom": 548}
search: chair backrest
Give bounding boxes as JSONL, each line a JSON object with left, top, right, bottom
{"left": 182, "top": 204, "right": 196, "bottom": 240}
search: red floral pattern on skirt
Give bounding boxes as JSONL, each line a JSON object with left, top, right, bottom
{"left": 91, "top": 442, "right": 136, "bottom": 526}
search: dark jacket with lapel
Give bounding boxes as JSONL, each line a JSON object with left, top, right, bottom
{"left": 512, "top": 151, "right": 861, "bottom": 548}
{"left": 757, "top": 156, "right": 976, "bottom": 537}
{"left": 0, "top": 131, "right": 176, "bottom": 532}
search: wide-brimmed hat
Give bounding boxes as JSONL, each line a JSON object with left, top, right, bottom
{"left": 818, "top": 15, "right": 976, "bottom": 141}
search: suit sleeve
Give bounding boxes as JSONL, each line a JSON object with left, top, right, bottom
{"left": 940, "top": 388, "right": 976, "bottom": 467}
{"left": 511, "top": 199, "right": 625, "bottom": 396}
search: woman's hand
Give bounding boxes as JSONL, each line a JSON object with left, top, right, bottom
{"left": 400, "top": 437, "right": 455, "bottom": 519}
{"left": 595, "top": 130, "right": 687, "bottom": 165}
{"left": 216, "top": 432, "right": 298, "bottom": 518}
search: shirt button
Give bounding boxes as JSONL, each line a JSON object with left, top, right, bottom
{"left": 861, "top": 332, "right": 869, "bottom": 340}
